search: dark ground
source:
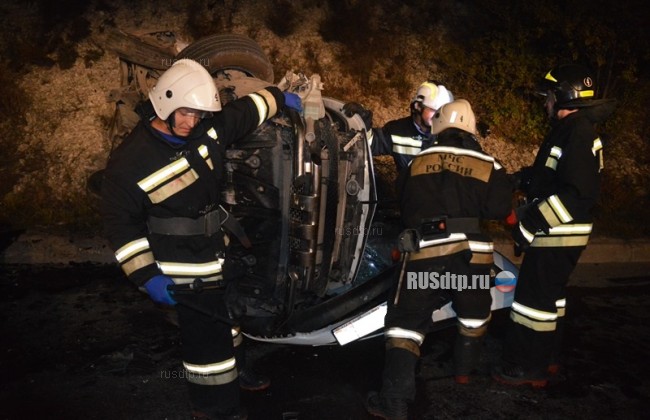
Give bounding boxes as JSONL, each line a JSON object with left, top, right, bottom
{"left": 1, "top": 262, "right": 649, "bottom": 420}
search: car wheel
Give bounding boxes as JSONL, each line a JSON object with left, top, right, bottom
{"left": 175, "top": 34, "right": 275, "bottom": 83}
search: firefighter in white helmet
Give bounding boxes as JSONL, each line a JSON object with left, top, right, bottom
{"left": 366, "top": 99, "right": 512, "bottom": 420}
{"left": 101, "top": 58, "right": 301, "bottom": 419}
{"left": 342, "top": 81, "right": 454, "bottom": 174}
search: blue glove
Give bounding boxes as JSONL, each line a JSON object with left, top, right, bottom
{"left": 283, "top": 92, "right": 303, "bottom": 113}
{"left": 144, "top": 275, "right": 176, "bottom": 306}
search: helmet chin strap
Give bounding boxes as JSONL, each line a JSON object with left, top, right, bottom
{"left": 165, "top": 113, "right": 184, "bottom": 138}
{"left": 165, "top": 111, "right": 203, "bottom": 140}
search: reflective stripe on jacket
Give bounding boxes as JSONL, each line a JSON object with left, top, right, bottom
{"left": 526, "top": 110, "right": 605, "bottom": 248}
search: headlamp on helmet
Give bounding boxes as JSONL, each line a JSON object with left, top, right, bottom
{"left": 537, "top": 64, "right": 596, "bottom": 109}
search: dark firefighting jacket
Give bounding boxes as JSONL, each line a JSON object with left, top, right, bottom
{"left": 520, "top": 100, "right": 616, "bottom": 248}
{"left": 368, "top": 115, "right": 434, "bottom": 173}
{"left": 101, "top": 86, "right": 285, "bottom": 287}
{"left": 399, "top": 129, "right": 512, "bottom": 265}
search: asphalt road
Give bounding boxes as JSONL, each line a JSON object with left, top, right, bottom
{"left": 1, "top": 262, "right": 649, "bottom": 419}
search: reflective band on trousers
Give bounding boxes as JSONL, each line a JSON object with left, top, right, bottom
{"left": 511, "top": 301, "right": 560, "bottom": 332}
{"left": 510, "top": 311, "right": 557, "bottom": 332}
{"left": 183, "top": 357, "right": 238, "bottom": 386}
{"left": 184, "top": 357, "right": 236, "bottom": 375}
{"left": 468, "top": 240, "right": 493, "bottom": 253}
{"left": 468, "top": 240, "right": 494, "bottom": 265}
{"left": 457, "top": 316, "right": 490, "bottom": 329}
{"left": 512, "top": 301, "right": 557, "bottom": 321}
{"left": 385, "top": 327, "right": 425, "bottom": 346}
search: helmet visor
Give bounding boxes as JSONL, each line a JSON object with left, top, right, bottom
{"left": 177, "top": 107, "right": 213, "bottom": 119}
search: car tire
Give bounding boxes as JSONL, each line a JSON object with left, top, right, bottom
{"left": 175, "top": 34, "right": 275, "bottom": 83}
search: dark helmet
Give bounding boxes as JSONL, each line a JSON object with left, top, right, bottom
{"left": 538, "top": 63, "right": 596, "bottom": 109}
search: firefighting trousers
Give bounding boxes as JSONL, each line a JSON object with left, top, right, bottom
{"left": 176, "top": 289, "right": 239, "bottom": 415}
{"left": 503, "top": 246, "right": 583, "bottom": 370}
{"left": 385, "top": 252, "right": 493, "bottom": 335}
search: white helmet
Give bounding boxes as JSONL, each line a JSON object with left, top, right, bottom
{"left": 413, "top": 82, "right": 454, "bottom": 110}
{"left": 430, "top": 99, "right": 477, "bottom": 135}
{"left": 149, "top": 58, "right": 221, "bottom": 120}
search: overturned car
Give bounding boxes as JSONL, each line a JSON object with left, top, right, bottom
{"left": 93, "top": 32, "right": 517, "bottom": 346}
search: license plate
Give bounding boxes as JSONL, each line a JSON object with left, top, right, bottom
{"left": 333, "top": 302, "right": 387, "bottom": 345}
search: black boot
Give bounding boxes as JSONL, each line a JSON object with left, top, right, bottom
{"left": 191, "top": 407, "right": 248, "bottom": 420}
{"left": 238, "top": 367, "right": 270, "bottom": 391}
{"left": 233, "top": 333, "right": 270, "bottom": 391}
{"left": 492, "top": 363, "right": 548, "bottom": 388}
{"left": 453, "top": 334, "right": 484, "bottom": 384}
{"left": 366, "top": 391, "right": 408, "bottom": 420}
{"left": 367, "top": 340, "right": 419, "bottom": 419}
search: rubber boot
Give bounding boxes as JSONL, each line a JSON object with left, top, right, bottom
{"left": 453, "top": 321, "right": 488, "bottom": 384}
{"left": 366, "top": 391, "right": 408, "bottom": 420}
{"left": 366, "top": 339, "right": 418, "bottom": 420}
{"left": 492, "top": 363, "right": 549, "bottom": 388}
{"left": 191, "top": 406, "right": 248, "bottom": 420}
{"left": 233, "top": 329, "right": 270, "bottom": 391}
{"left": 495, "top": 317, "right": 550, "bottom": 388}
{"left": 453, "top": 334, "right": 484, "bottom": 384}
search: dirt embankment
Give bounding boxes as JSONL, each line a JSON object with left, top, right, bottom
{"left": 6, "top": 1, "right": 542, "bottom": 227}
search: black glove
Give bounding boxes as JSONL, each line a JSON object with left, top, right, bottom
{"left": 510, "top": 166, "right": 534, "bottom": 192}
{"left": 511, "top": 203, "right": 551, "bottom": 255}
{"left": 520, "top": 203, "right": 551, "bottom": 235}
{"left": 342, "top": 102, "right": 373, "bottom": 129}
{"left": 398, "top": 228, "right": 421, "bottom": 253}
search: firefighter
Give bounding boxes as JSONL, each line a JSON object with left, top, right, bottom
{"left": 492, "top": 63, "right": 616, "bottom": 387}
{"left": 366, "top": 99, "right": 512, "bottom": 419}
{"left": 342, "top": 81, "right": 454, "bottom": 174}
{"left": 101, "top": 58, "right": 301, "bottom": 419}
